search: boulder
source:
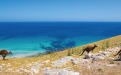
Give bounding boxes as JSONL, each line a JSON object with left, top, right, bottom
{"left": 80, "top": 58, "right": 91, "bottom": 64}
{"left": 85, "top": 66, "right": 91, "bottom": 69}
{"left": 84, "top": 53, "right": 93, "bottom": 59}
{"left": 31, "top": 64, "right": 41, "bottom": 74}
{"left": 92, "top": 56, "right": 104, "bottom": 61}
{"left": 106, "top": 64, "right": 117, "bottom": 67}
{"left": 102, "top": 51, "right": 111, "bottom": 56}
{"left": 52, "top": 56, "right": 74, "bottom": 67}
{"left": 42, "top": 69, "right": 80, "bottom": 75}
{"left": 71, "top": 58, "right": 79, "bottom": 65}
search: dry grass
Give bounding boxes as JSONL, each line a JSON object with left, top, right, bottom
{"left": 0, "top": 35, "right": 121, "bottom": 75}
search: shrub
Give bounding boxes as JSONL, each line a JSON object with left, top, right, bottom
{"left": 98, "top": 68, "right": 103, "bottom": 72}
{"left": 101, "top": 41, "right": 106, "bottom": 50}
{"left": 106, "top": 40, "right": 110, "bottom": 48}
{"left": 67, "top": 48, "right": 71, "bottom": 56}
{"left": 72, "top": 48, "right": 74, "bottom": 54}
{"left": 110, "top": 61, "right": 114, "bottom": 64}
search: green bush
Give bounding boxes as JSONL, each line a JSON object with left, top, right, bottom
{"left": 101, "top": 41, "right": 106, "bottom": 50}
{"left": 110, "top": 61, "right": 114, "bottom": 64}
{"left": 106, "top": 40, "right": 110, "bottom": 48}
{"left": 98, "top": 68, "right": 103, "bottom": 72}
{"left": 67, "top": 48, "right": 71, "bottom": 56}
{"left": 72, "top": 48, "right": 74, "bottom": 54}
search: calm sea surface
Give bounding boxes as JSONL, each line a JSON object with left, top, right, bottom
{"left": 0, "top": 22, "right": 121, "bottom": 57}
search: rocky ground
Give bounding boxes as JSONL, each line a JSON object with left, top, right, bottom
{"left": 0, "top": 47, "right": 121, "bottom": 75}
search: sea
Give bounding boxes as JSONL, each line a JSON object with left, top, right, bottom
{"left": 0, "top": 22, "right": 121, "bottom": 57}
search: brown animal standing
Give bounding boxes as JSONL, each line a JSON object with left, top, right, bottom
{"left": 80, "top": 44, "right": 97, "bottom": 56}
{"left": 0, "top": 50, "right": 12, "bottom": 60}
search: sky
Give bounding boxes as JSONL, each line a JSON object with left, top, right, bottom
{"left": 0, "top": 0, "right": 121, "bottom": 22}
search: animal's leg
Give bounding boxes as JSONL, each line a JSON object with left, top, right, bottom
{"left": 4, "top": 54, "right": 6, "bottom": 57}
{"left": 80, "top": 49, "right": 85, "bottom": 56}
{"left": 2, "top": 54, "right": 6, "bottom": 60}
{"left": 119, "top": 53, "right": 121, "bottom": 60}
{"left": 114, "top": 50, "right": 121, "bottom": 56}
{"left": 91, "top": 50, "right": 93, "bottom": 53}
{"left": 87, "top": 50, "right": 90, "bottom": 54}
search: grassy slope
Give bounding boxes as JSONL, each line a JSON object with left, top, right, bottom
{"left": 0, "top": 35, "right": 121, "bottom": 75}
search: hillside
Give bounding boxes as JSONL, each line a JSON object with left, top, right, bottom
{"left": 0, "top": 35, "right": 121, "bottom": 75}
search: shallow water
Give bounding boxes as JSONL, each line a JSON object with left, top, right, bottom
{"left": 0, "top": 22, "right": 121, "bottom": 57}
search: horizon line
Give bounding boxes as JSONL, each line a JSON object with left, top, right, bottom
{"left": 0, "top": 21, "right": 121, "bottom": 23}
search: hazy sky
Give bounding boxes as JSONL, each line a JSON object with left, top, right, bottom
{"left": 0, "top": 0, "right": 121, "bottom": 22}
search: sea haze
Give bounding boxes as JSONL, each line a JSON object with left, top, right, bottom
{"left": 0, "top": 22, "right": 121, "bottom": 57}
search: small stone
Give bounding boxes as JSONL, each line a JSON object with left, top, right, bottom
{"left": 0, "top": 66, "right": 2, "bottom": 71}
{"left": 92, "top": 56, "right": 104, "bottom": 61}
{"left": 106, "top": 64, "right": 117, "bottom": 67}
{"left": 31, "top": 64, "right": 41, "bottom": 74}
{"left": 86, "top": 66, "right": 91, "bottom": 69}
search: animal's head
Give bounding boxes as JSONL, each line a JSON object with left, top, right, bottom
{"left": 9, "top": 51, "right": 12, "bottom": 54}
{"left": 94, "top": 44, "right": 98, "bottom": 47}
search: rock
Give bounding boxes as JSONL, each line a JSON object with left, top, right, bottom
{"left": 42, "top": 67, "right": 51, "bottom": 71}
{"left": 102, "top": 51, "right": 111, "bottom": 56}
{"left": 66, "top": 67, "right": 72, "bottom": 71}
{"left": 84, "top": 53, "right": 93, "bottom": 59}
{"left": 23, "top": 69, "right": 30, "bottom": 74}
{"left": 1, "top": 64, "right": 5, "bottom": 66}
{"left": 59, "top": 69, "right": 80, "bottom": 75}
{"left": 106, "top": 64, "right": 117, "bottom": 67}
{"left": 86, "top": 66, "right": 91, "bottom": 69}
{"left": 18, "top": 67, "right": 24, "bottom": 72}
{"left": 0, "top": 66, "right": 2, "bottom": 71}
{"left": 71, "top": 58, "right": 79, "bottom": 65}
{"left": 31, "top": 64, "right": 41, "bottom": 74}
{"left": 84, "top": 54, "right": 90, "bottom": 59}
{"left": 92, "top": 56, "right": 104, "bottom": 61}
{"left": 42, "top": 69, "right": 80, "bottom": 75}
{"left": 6, "top": 63, "right": 11, "bottom": 67}
{"left": 5, "top": 68, "right": 13, "bottom": 72}
{"left": 33, "top": 62, "right": 38, "bottom": 65}
{"left": 97, "top": 53, "right": 103, "bottom": 56}
{"left": 108, "top": 57, "right": 115, "bottom": 60}
{"left": 98, "top": 51, "right": 103, "bottom": 53}
{"left": 43, "top": 60, "right": 50, "bottom": 64}
{"left": 16, "top": 67, "right": 30, "bottom": 74}
{"left": 106, "top": 47, "right": 120, "bottom": 52}
{"left": 81, "top": 59, "right": 91, "bottom": 64}
{"left": 52, "top": 56, "right": 74, "bottom": 67}
{"left": 26, "top": 63, "right": 32, "bottom": 68}
{"left": 15, "top": 69, "right": 19, "bottom": 72}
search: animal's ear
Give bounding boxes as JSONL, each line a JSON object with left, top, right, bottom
{"left": 10, "top": 51, "right": 12, "bottom": 54}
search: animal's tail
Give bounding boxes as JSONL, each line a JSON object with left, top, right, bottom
{"left": 114, "top": 49, "right": 121, "bottom": 56}
{"left": 80, "top": 49, "right": 85, "bottom": 56}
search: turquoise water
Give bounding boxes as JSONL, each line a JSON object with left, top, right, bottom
{"left": 0, "top": 36, "right": 55, "bottom": 57}
{"left": 0, "top": 22, "right": 121, "bottom": 57}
